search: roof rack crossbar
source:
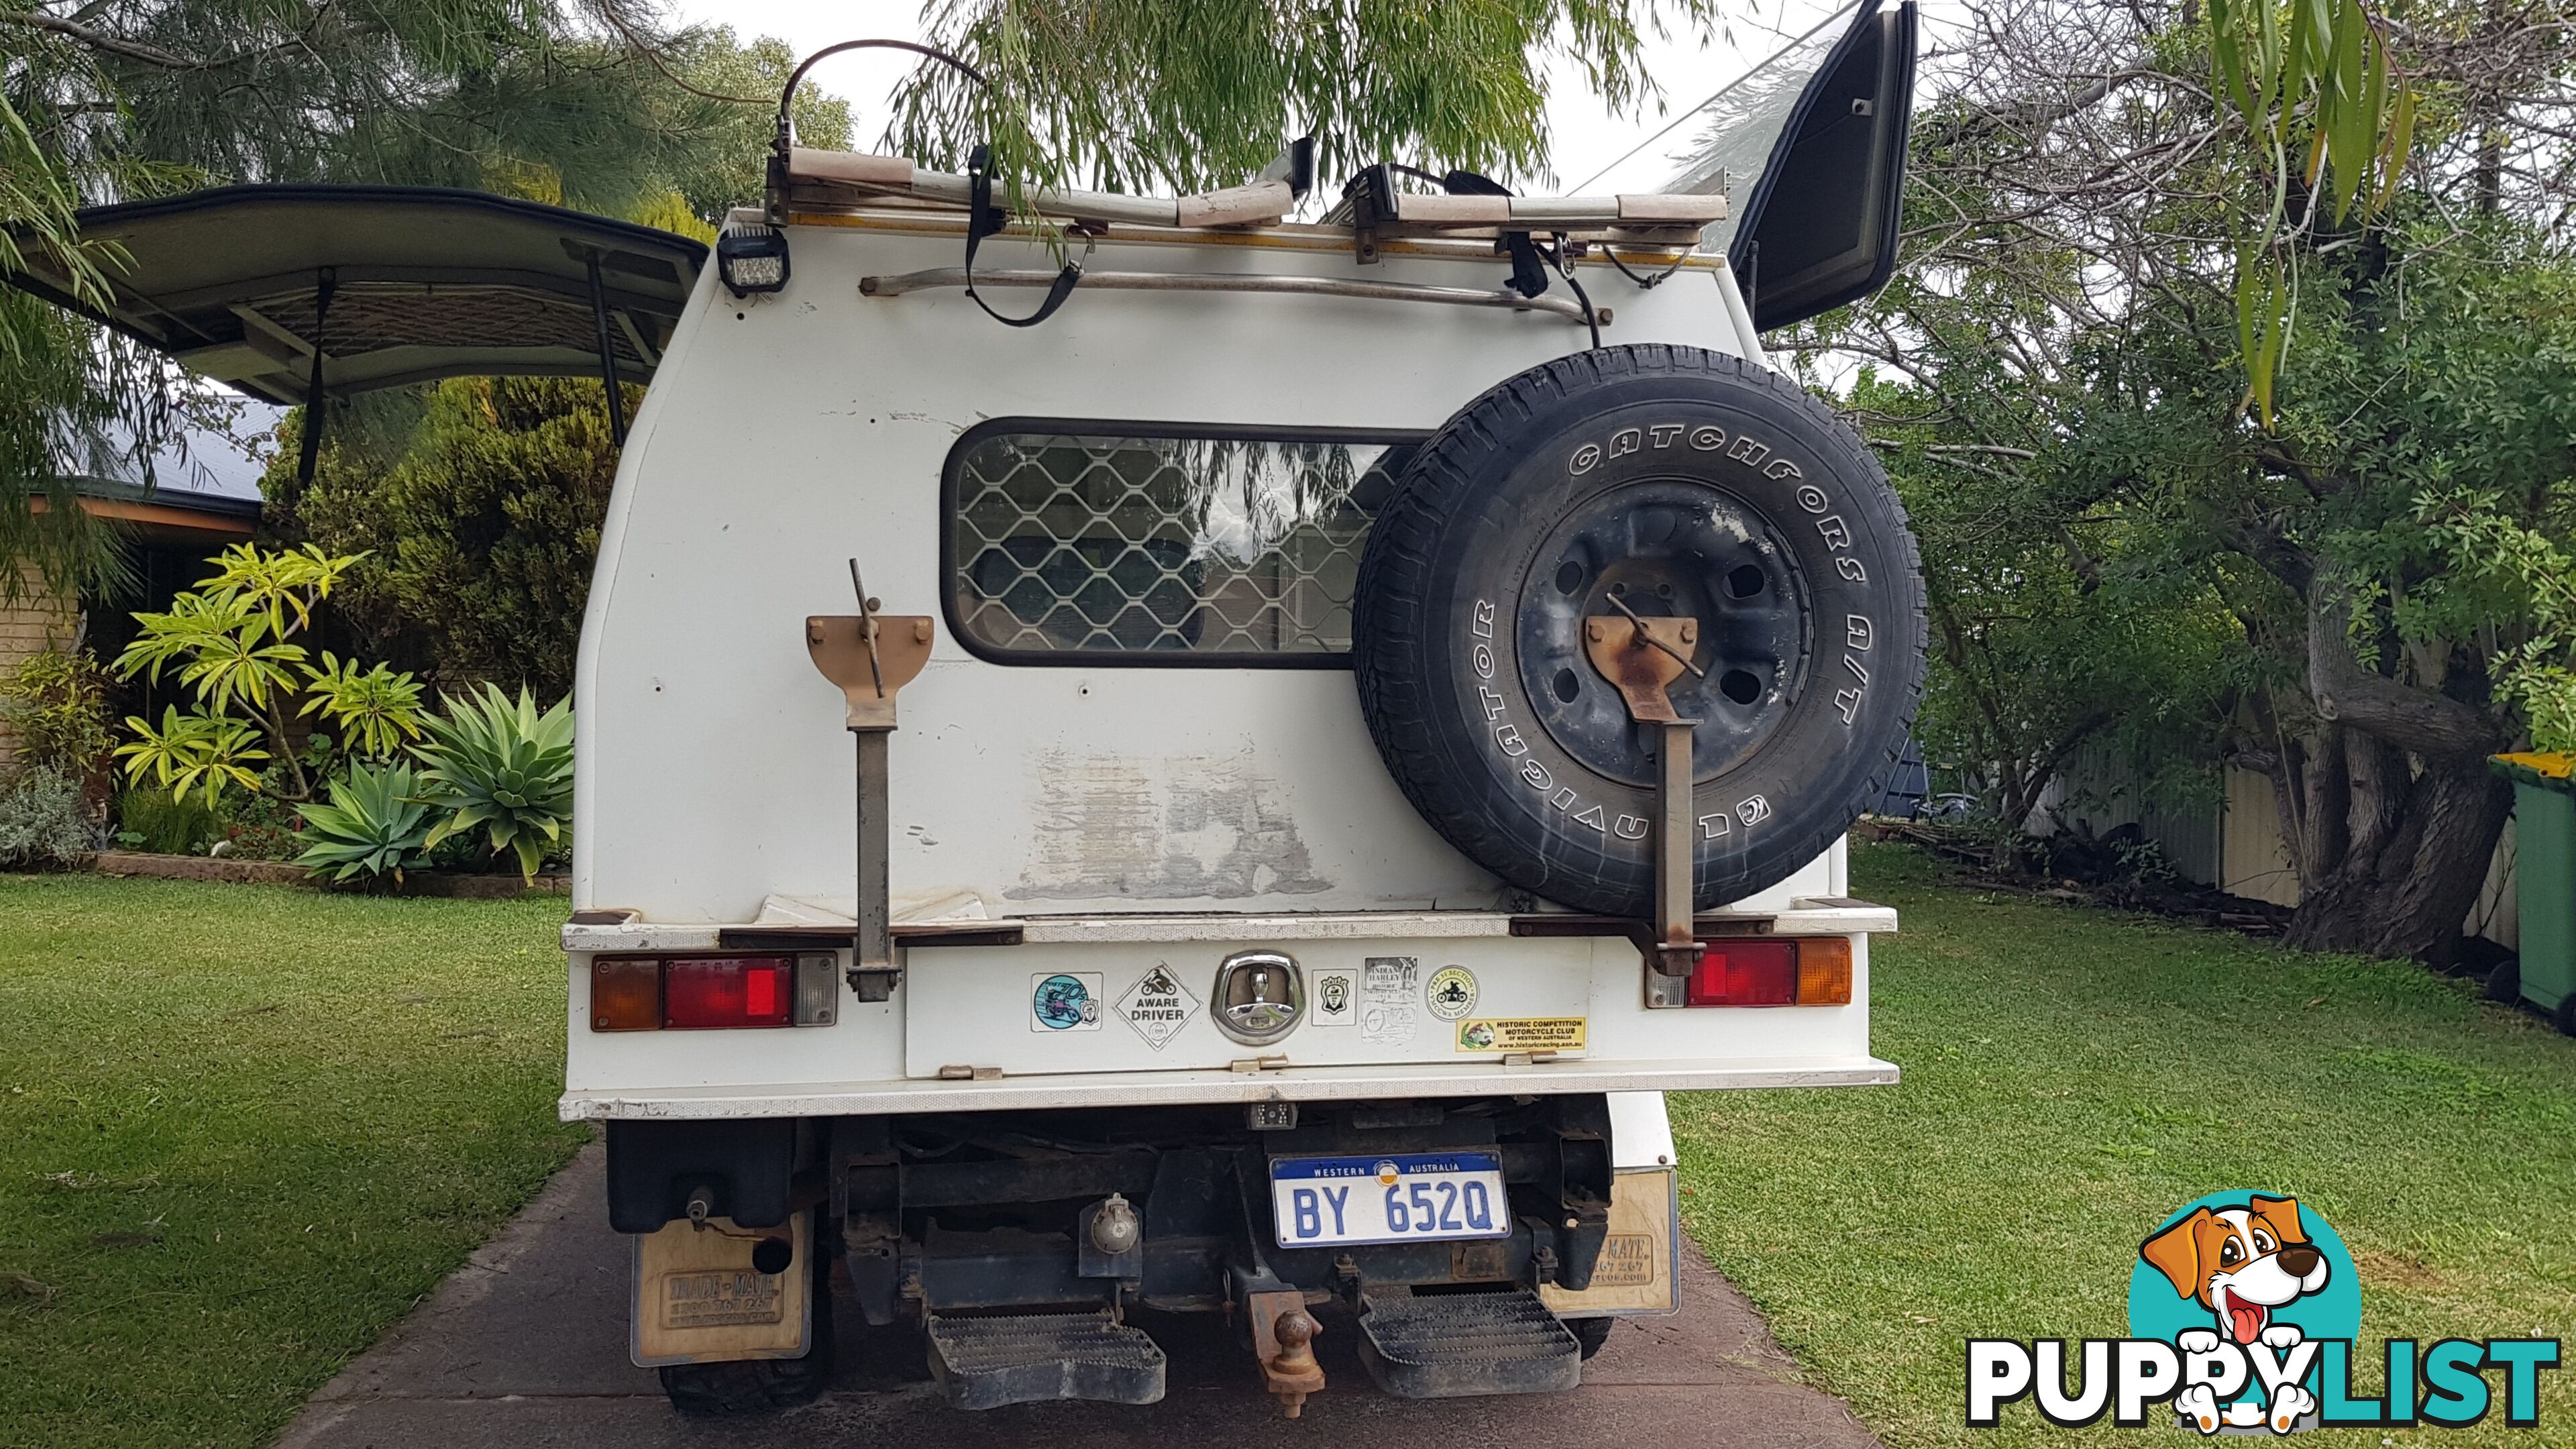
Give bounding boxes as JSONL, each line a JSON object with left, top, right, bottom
{"left": 857, "top": 266, "right": 1609, "bottom": 325}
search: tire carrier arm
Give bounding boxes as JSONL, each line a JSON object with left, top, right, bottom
{"left": 1582, "top": 606, "right": 1708, "bottom": 1001}
{"left": 807, "top": 566, "right": 933, "bottom": 999}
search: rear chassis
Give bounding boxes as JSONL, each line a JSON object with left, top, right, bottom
{"left": 566, "top": 902, "right": 1892, "bottom": 1406}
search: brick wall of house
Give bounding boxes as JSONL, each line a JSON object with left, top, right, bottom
{"left": 0, "top": 562, "right": 82, "bottom": 772}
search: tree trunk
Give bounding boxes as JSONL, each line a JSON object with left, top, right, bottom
{"left": 2267, "top": 586, "right": 2513, "bottom": 963}
{"left": 2277, "top": 746, "right": 2510, "bottom": 963}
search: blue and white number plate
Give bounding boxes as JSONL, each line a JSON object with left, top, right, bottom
{"left": 1270, "top": 1151, "right": 1509, "bottom": 1248}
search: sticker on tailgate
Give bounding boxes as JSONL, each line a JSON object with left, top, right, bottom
{"left": 1454, "top": 1017, "right": 1586, "bottom": 1053}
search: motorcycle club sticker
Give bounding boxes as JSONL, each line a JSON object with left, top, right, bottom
{"left": 1966, "top": 1191, "right": 2560, "bottom": 1434}
{"left": 1424, "top": 966, "right": 1479, "bottom": 1021}
{"left": 1029, "top": 972, "right": 1102, "bottom": 1032}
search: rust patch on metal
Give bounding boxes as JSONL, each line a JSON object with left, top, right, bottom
{"left": 1582, "top": 613, "right": 1698, "bottom": 722}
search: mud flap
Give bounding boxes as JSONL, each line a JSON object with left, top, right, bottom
{"left": 630, "top": 1212, "right": 812, "bottom": 1366}
{"left": 1538, "top": 1167, "right": 1679, "bottom": 1318}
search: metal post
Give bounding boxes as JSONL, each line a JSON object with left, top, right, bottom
{"left": 584, "top": 251, "right": 629, "bottom": 447}
{"left": 295, "top": 268, "right": 337, "bottom": 486}
{"left": 1658, "top": 720, "right": 1695, "bottom": 954}
{"left": 855, "top": 727, "right": 892, "bottom": 975}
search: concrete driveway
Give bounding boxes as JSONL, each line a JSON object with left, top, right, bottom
{"left": 277, "top": 1144, "right": 1883, "bottom": 1449}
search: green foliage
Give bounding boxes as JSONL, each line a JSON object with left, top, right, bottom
{"left": 113, "top": 785, "right": 218, "bottom": 855}
{"left": 0, "top": 768, "right": 93, "bottom": 868}
{"left": 657, "top": 27, "right": 852, "bottom": 223}
{"left": 292, "top": 762, "right": 435, "bottom": 883}
{"left": 414, "top": 685, "right": 574, "bottom": 881}
{"left": 109, "top": 542, "right": 378, "bottom": 803}
{"left": 0, "top": 3, "right": 794, "bottom": 592}
{"left": 297, "top": 653, "right": 426, "bottom": 760}
{"left": 111, "top": 706, "right": 269, "bottom": 810}
{"left": 891, "top": 0, "right": 1719, "bottom": 201}
{"left": 264, "top": 376, "right": 621, "bottom": 697}
{"left": 2419, "top": 492, "right": 2576, "bottom": 753}
{"left": 2201, "top": 0, "right": 2413, "bottom": 421}
{"left": 0, "top": 647, "right": 113, "bottom": 780}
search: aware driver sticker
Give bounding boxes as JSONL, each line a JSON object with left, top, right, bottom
{"left": 1114, "top": 965, "right": 1197, "bottom": 1049}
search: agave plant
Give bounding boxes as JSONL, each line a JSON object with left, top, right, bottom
{"left": 294, "top": 762, "right": 435, "bottom": 883}
{"left": 415, "top": 684, "right": 574, "bottom": 881}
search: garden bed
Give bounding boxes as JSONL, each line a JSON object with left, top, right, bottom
{"left": 90, "top": 850, "right": 568, "bottom": 896}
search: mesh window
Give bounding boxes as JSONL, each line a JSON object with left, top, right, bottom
{"left": 947, "top": 427, "right": 1419, "bottom": 661}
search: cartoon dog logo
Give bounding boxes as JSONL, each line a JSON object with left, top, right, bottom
{"left": 2139, "top": 1194, "right": 2330, "bottom": 1432}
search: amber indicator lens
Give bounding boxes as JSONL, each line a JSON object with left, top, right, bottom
{"left": 1794, "top": 937, "right": 1854, "bottom": 1005}
{"left": 590, "top": 957, "right": 661, "bottom": 1031}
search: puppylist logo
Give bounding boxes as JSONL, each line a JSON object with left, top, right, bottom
{"left": 1968, "top": 1191, "right": 2560, "bottom": 1434}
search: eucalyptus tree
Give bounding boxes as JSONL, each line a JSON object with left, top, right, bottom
{"left": 1807, "top": 0, "right": 2576, "bottom": 961}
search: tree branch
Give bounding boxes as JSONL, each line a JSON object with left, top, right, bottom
{"left": 2307, "top": 588, "right": 2504, "bottom": 760}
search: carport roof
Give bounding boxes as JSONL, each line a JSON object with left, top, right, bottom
{"left": 6, "top": 185, "right": 707, "bottom": 404}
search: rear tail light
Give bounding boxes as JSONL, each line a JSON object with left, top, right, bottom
{"left": 1686, "top": 938, "right": 1852, "bottom": 1007}
{"left": 588, "top": 955, "right": 837, "bottom": 1030}
{"left": 590, "top": 957, "right": 661, "bottom": 1030}
{"left": 665, "top": 957, "right": 792, "bottom": 1028}
{"left": 1795, "top": 938, "right": 1854, "bottom": 1004}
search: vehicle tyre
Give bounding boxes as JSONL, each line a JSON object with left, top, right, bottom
{"left": 1353, "top": 344, "right": 1926, "bottom": 913}
{"left": 658, "top": 1219, "right": 836, "bottom": 1414}
{"left": 1568, "top": 1315, "right": 1615, "bottom": 1360}
{"left": 2556, "top": 990, "right": 2576, "bottom": 1038}
{"left": 2483, "top": 958, "right": 2520, "bottom": 1005}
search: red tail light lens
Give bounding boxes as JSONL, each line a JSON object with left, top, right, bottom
{"left": 663, "top": 956, "right": 794, "bottom": 1028}
{"left": 1687, "top": 939, "right": 1796, "bottom": 1006}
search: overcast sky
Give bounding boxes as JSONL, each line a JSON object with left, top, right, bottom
{"left": 665, "top": 0, "right": 1854, "bottom": 191}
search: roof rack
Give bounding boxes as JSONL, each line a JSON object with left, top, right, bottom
{"left": 778, "top": 146, "right": 1723, "bottom": 329}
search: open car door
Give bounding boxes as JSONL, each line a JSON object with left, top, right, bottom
{"left": 1725, "top": 0, "right": 1919, "bottom": 331}
{"left": 7, "top": 184, "right": 705, "bottom": 444}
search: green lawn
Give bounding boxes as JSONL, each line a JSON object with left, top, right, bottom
{"left": 1676, "top": 843, "right": 2576, "bottom": 1448}
{"left": 0, "top": 875, "right": 582, "bottom": 1449}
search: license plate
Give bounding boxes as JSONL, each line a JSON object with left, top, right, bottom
{"left": 1269, "top": 1151, "right": 1509, "bottom": 1248}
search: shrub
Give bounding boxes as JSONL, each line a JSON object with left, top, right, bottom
{"left": 415, "top": 685, "right": 574, "bottom": 881}
{"left": 115, "top": 787, "right": 220, "bottom": 855}
{"left": 0, "top": 769, "right": 97, "bottom": 869}
{"left": 219, "top": 788, "right": 305, "bottom": 861}
{"left": 0, "top": 647, "right": 113, "bottom": 780}
{"left": 293, "top": 762, "right": 435, "bottom": 883}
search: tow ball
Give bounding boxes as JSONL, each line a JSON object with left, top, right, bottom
{"left": 1245, "top": 1289, "right": 1327, "bottom": 1417}
{"left": 1582, "top": 598, "right": 1707, "bottom": 990}
{"left": 806, "top": 561, "right": 933, "bottom": 998}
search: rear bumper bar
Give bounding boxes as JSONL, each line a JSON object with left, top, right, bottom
{"left": 558, "top": 1053, "right": 1896, "bottom": 1121}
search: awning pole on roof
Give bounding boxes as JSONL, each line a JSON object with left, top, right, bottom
{"left": 583, "top": 252, "right": 629, "bottom": 448}
{"left": 296, "top": 267, "right": 337, "bottom": 486}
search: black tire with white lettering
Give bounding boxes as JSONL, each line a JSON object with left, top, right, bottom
{"left": 1352, "top": 345, "right": 1924, "bottom": 915}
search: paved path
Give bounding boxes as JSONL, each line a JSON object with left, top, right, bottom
{"left": 278, "top": 1144, "right": 1884, "bottom": 1449}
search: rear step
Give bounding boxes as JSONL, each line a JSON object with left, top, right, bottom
{"left": 1356, "top": 1289, "right": 1583, "bottom": 1398}
{"left": 925, "top": 1310, "right": 1167, "bottom": 1409}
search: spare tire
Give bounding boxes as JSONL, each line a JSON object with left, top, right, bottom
{"left": 1352, "top": 345, "right": 1925, "bottom": 914}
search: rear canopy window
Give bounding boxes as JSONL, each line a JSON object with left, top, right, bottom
{"left": 944, "top": 422, "right": 1421, "bottom": 664}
